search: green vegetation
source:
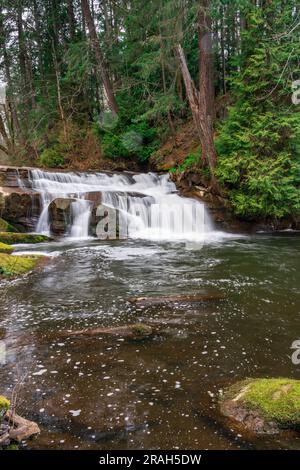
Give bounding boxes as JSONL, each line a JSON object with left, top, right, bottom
{"left": 224, "top": 378, "right": 300, "bottom": 428}
{"left": 0, "top": 233, "right": 50, "bottom": 245}
{"left": 0, "top": 253, "right": 43, "bottom": 277}
{"left": 0, "top": 396, "right": 10, "bottom": 416}
{"left": 0, "top": 219, "right": 18, "bottom": 233}
{"left": 39, "top": 147, "right": 66, "bottom": 168}
{"left": 0, "top": 242, "right": 14, "bottom": 254}
{"left": 0, "top": 0, "right": 300, "bottom": 221}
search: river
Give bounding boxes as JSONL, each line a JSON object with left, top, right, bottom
{"left": 1, "top": 233, "right": 300, "bottom": 449}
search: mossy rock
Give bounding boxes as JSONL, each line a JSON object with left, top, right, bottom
{"left": 0, "top": 233, "right": 50, "bottom": 245}
{"left": 220, "top": 378, "right": 300, "bottom": 434}
{"left": 131, "top": 323, "right": 154, "bottom": 338}
{"left": 0, "top": 242, "right": 14, "bottom": 254}
{"left": 0, "top": 218, "right": 18, "bottom": 233}
{"left": 0, "top": 254, "right": 44, "bottom": 277}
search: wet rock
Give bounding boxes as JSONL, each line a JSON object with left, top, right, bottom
{"left": 49, "top": 198, "right": 75, "bottom": 235}
{"left": 0, "top": 186, "right": 41, "bottom": 230}
{"left": 128, "top": 293, "right": 227, "bottom": 307}
{"left": 220, "top": 378, "right": 300, "bottom": 435}
{"left": 62, "top": 323, "right": 157, "bottom": 340}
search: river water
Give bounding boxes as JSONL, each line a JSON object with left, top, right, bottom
{"left": 0, "top": 234, "right": 300, "bottom": 449}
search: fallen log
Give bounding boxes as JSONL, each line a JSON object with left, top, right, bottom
{"left": 128, "top": 293, "right": 227, "bottom": 307}
{"left": 62, "top": 323, "right": 157, "bottom": 340}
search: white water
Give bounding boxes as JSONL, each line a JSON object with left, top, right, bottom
{"left": 29, "top": 169, "right": 219, "bottom": 242}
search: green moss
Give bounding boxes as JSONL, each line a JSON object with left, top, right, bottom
{"left": 0, "top": 396, "right": 10, "bottom": 413}
{"left": 225, "top": 378, "right": 300, "bottom": 428}
{"left": 0, "top": 219, "right": 18, "bottom": 233}
{"left": 0, "top": 243, "right": 14, "bottom": 254}
{"left": 131, "top": 324, "right": 153, "bottom": 337}
{"left": 0, "top": 233, "right": 50, "bottom": 245}
{"left": 0, "top": 254, "right": 44, "bottom": 276}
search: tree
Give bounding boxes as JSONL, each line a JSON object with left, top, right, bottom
{"left": 81, "top": 0, "right": 119, "bottom": 116}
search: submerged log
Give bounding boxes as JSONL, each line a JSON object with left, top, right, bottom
{"left": 5, "top": 411, "right": 40, "bottom": 442}
{"left": 62, "top": 323, "right": 157, "bottom": 340}
{"left": 128, "top": 293, "right": 227, "bottom": 307}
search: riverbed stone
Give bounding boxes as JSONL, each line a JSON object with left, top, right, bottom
{"left": 48, "top": 198, "right": 75, "bottom": 235}
{"left": 220, "top": 378, "right": 300, "bottom": 434}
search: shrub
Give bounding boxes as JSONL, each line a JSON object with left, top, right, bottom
{"left": 40, "top": 147, "right": 66, "bottom": 168}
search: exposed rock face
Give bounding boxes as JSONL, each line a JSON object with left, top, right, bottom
{"left": 49, "top": 198, "right": 75, "bottom": 235}
{"left": 1, "top": 187, "right": 41, "bottom": 230}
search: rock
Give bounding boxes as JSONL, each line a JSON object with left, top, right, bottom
{"left": 48, "top": 198, "right": 75, "bottom": 235}
{"left": 6, "top": 411, "right": 40, "bottom": 443}
{"left": 220, "top": 378, "right": 300, "bottom": 435}
{"left": 0, "top": 186, "right": 41, "bottom": 230}
{"left": 0, "top": 232, "right": 50, "bottom": 244}
{"left": 128, "top": 293, "right": 227, "bottom": 307}
{"left": 62, "top": 323, "right": 157, "bottom": 340}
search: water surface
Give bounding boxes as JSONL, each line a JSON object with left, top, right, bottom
{"left": 0, "top": 235, "right": 300, "bottom": 450}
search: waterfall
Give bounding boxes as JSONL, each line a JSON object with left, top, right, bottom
{"left": 29, "top": 169, "right": 215, "bottom": 241}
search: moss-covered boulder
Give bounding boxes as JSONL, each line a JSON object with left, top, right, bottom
{"left": 0, "top": 218, "right": 18, "bottom": 233}
{"left": 0, "top": 254, "right": 45, "bottom": 277}
{"left": 0, "top": 232, "right": 50, "bottom": 245}
{"left": 220, "top": 378, "right": 300, "bottom": 434}
{"left": 0, "top": 242, "right": 14, "bottom": 254}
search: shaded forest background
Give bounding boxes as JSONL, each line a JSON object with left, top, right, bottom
{"left": 0, "top": 0, "right": 300, "bottom": 220}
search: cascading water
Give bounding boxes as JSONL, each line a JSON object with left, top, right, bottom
{"left": 29, "top": 169, "right": 216, "bottom": 241}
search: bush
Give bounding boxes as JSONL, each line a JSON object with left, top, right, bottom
{"left": 40, "top": 147, "right": 66, "bottom": 168}
{"left": 96, "top": 119, "right": 159, "bottom": 162}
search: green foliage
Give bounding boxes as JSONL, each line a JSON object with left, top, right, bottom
{"left": 215, "top": 0, "right": 300, "bottom": 219}
{"left": 169, "top": 152, "right": 201, "bottom": 174}
{"left": 96, "top": 119, "right": 159, "bottom": 162}
{"left": 39, "top": 146, "right": 66, "bottom": 168}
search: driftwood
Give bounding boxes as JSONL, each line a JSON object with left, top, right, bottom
{"left": 61, "top": 323, "right": 156, "bottom": 339}
{"left": 128, "top": 293, "right": 227, "bottom": 307}
{"left": 5, "top": 411, "right": 40, "bottom": 442}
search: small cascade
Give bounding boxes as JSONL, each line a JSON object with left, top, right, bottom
{"left": 70, "top": 200, "right": 91, "bottom": 238}
{"left": 29, "top": 169, "right": 215, "bottom": 241}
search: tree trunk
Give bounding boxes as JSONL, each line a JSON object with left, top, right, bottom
{"left": 67, "top": 0, "right": 77, "bottom": 40}
{"left": 81, "top": 0, "right": 119, "bottom": 116}
{"left": 176, "top": 44, "right": 218, "bottom": 191}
